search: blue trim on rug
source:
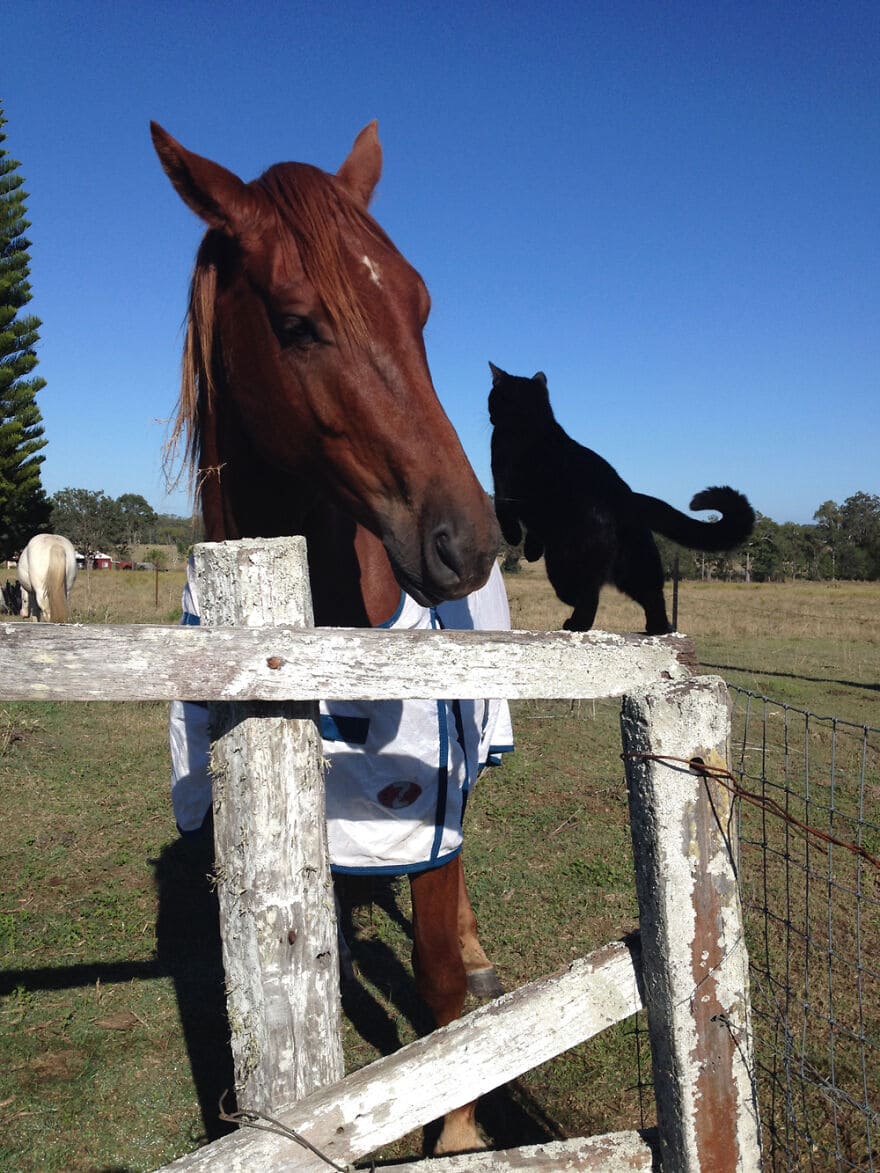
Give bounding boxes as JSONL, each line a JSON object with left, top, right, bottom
{"left": 426, "top": 605, "right": 450, "bottom": 864}
{"left": 451, "top": 699, "right": 467, "bottom": 757}
{"left": 429, "top": 700, "right": 450, "bottom": 864}
{"left": 376, "top": 591, "right": 407, "bottom": 629}
{"left": 320, "top": 714, "right": 371, "bottom": 745}
{"left": 331, "top": 844, "right": 462, "bottom": 877}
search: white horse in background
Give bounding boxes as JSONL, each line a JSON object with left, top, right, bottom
{"left": 17, "top": 534, "right": 78, "bottom": 622}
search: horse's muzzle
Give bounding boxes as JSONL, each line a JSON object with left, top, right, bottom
{"left": 407, "top": 517, "right": 499, "bottom": 605}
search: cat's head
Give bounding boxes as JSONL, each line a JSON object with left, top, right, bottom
{"left": 488, "top": 363, "right": 554, "bottom": 428}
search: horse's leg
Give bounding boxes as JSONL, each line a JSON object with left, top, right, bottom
{"left": 43, "top": 547, "right": 69, "bottom": 623}
{"left": 35, "top": 587, "right": 51, "bottom": 622}
{"left": 409, "top": 858, "right": 484, "bottom": 1155}
{"left": 455, "top": 854, "right": 504, "bottom": 998}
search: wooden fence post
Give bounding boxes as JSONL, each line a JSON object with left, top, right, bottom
{"left": 194, "top": 537, "right": 343, "bottom": 1116}
{"left": 620, "top": 676, "right": 761, "bottom": 1172}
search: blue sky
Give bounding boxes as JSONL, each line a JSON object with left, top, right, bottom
{"left": 5, "top": 1, "right": 878, "bottom": 525}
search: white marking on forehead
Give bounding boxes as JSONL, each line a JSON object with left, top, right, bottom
{"left": 361, "top": 255, "right": 382, "bottom": 287}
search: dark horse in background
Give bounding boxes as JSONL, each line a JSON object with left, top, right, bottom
{"left": 151, "top": 121, "right": 501, "bottom": 1154}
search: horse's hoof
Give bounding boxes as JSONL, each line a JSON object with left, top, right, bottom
{"left": 466, "top": 967, "right": 504, "bottom": 999}
{"left": 434, "top": 1123, "right": 487, "bottom": 1156}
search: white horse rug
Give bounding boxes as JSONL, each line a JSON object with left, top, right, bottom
{"left": 170, "top": 562, "right": 513, "bottom": 874}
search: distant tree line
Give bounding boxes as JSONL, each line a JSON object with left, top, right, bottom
{"left": 48, "top": 487, "right": 203, "bottom": 562}
{"left": 16, "top": 484, "right": 880, "bottom": 584}
{"left": 500, "top": 491, "right": 880, "bottom": 582}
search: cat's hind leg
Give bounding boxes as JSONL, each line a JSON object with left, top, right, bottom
{"left": 561, "top": 581, "right": 601, "bottom": 631}
{"left": 640, "top": 598, "right": 672, "bottom": 636}
{"left": 614, "top": 534, "right": 671, "bottom": 635}
{"left": 545, "top": 546, "right": 603, "bottom": 632}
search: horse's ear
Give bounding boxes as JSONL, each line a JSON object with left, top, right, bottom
{"left": 489, "top": 362, "right": 507, "bottom": 385}
{"left": 150, "top": 122, "right": 255, "bottom": 236}
{"left": 336, "top": 121, "right": 382, "bottom": 207}
{"left": 533, "top": 371, "right": 548, "bottom": 387}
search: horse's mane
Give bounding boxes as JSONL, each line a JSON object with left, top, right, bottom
{"left": 165, "top": 163, "right": 392, "bottom": 494}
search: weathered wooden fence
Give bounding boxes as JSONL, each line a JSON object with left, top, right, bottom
{"left": 1, "top": 536, "right": 762, "bottom": 1171}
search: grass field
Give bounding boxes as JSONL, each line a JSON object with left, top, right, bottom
{"left": 1, "top": 564, "right": 877, "bottom": 1170}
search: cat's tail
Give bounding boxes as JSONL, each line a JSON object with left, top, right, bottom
{"left": 634, "top": 486, "right": 756, "bottom": 551}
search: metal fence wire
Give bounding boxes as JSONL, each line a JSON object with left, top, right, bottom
{"left": 728, "top": 686, "right": 880, "bottom": 1172}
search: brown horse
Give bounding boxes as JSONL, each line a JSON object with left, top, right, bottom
{"left": 152, "top": 121, "right": 502, "bottom": 1154}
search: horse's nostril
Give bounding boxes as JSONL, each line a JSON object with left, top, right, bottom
{"left": 420, "top": 516, "right": 495, "bottom": 601}
{"left": 433, "top": 525, "right": 464, "bottom": 579}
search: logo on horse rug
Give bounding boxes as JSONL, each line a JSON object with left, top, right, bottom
{"left": 378, "top": 782, "right": 423, "bottom": 809}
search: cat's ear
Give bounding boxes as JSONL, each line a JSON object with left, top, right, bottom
{"left": 533, "top": 371, "right": 548, "bottom": 387}
{"left": 489, "top": 361, "right": 506, "bottom": 385}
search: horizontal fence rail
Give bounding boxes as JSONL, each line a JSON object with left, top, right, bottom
{"left": 0, "top": 623, "right": 695, "bottom": 702}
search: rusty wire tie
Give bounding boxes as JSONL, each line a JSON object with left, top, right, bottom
{"left": 218, "top": 1091, "right": 352, "bottom": 1171}
{"left": 621, "top": 751, "right": 880, "bottom": 873}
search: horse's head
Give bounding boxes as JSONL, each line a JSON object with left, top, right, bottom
{"left": 152, "top": 122, "right": 498, "bottom": 605}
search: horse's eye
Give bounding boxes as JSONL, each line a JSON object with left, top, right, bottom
{"left": 276, "top": 314, "right": 320, "bottom": 349}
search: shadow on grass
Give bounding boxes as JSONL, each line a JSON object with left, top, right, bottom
{"left": 336, "top": 875, "right": 566, "bottom": 1157}
{"left": 152, "top": 825, "right": 238, "bottom": 1143}
{"left": 1, "top": 843, "right": 567, "bottom": 1157}
{"left": 0, "top": 825, "right": 237, "bottom": 1146}
{"left": 702, "top": 661, "right": 879, "bottom": 695}
{"left": 0, "top": 957, "right": 160, "bottom": 995}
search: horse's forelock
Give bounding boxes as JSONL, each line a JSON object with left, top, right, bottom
{"left": 256, "top": 162, "right": 382, "bottom": 345}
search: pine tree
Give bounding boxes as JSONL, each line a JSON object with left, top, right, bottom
{"left": 0, "top": 103, "right": 50, "bottom": 561}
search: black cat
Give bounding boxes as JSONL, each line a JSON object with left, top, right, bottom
{"left": 488, "top": 363, "right": 755, "bottom": 634}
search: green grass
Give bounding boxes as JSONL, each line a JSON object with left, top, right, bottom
{"left": 1, "top": 569, "right": 878, "bottom": 1169}
{"left": 0, "top": 700, "right": 207, "bottom": 1170}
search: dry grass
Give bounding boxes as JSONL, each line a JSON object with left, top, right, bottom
{"left": 506, "top": 561, "right": 879, "bottom": 726}
{"left": 504, "top": 558, "right": 880, "bottom": 644}
{"left": 67, "top": 566, "right": 188, "bottom": 625}
{"left": 7, "top": 556, "right": 187, "bottom": 626}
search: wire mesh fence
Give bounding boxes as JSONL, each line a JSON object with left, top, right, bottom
{"left": 729, "top": 686, "right": 880, "bottom": 1172}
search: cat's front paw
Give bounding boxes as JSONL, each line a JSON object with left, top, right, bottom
{"left": 523, "top": 534, "right": 544, "bottom": 561}
{"left": 563, "top": 614, "right": 589, "bottom": 632}
{"left": 500, "top": 519, "right": 522, "bottom": 546}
